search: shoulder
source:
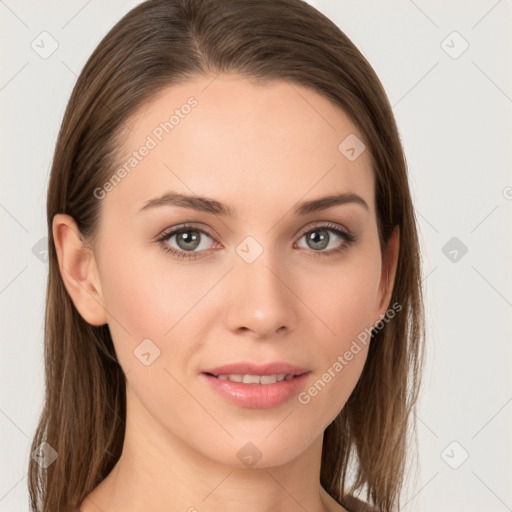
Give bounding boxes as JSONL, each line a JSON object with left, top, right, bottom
{"left": 340, "top": 494, "right": 381, "bottom": 512}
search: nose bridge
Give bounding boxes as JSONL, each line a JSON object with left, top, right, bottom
{"left": 225, "top": 239, "right": 296, "bottom": 336}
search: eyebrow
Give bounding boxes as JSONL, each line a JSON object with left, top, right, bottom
{"left": 137, "top": 191, "right": 369, "bottom": 217}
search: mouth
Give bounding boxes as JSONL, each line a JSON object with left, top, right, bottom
{"left": 200, "top": 362, "right": 311, "bottom": 408}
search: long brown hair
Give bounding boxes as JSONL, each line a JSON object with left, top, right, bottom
{"left": 28, "top": 1, "right": 426, "bottom": 510}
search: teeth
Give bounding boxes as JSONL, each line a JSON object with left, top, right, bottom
{"left": 243, "top": 374, "right": 261, "bottom": 384}
{"left": 215, "top": 373, "right": 293, "bottom": 384}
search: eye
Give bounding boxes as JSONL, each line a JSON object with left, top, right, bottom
{"left": 295, "top": 222, "right": 356, "bottom": 256}
{"left": 155, "top": 221, "right": 357, "bottom": 260}
{"left": 156, "top": 224, "right": 217, "bottom": 260}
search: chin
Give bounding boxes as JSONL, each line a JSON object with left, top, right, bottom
{"left": 200, "top": 431, "right": 317, "bottom": 470}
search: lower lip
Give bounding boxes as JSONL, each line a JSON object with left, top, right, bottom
{"left": 200, "top": 372, "right": 311, "bottom": 409}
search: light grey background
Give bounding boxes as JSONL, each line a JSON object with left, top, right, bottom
{"left": 1, "top": 1, "right": 511, "bottom": 511}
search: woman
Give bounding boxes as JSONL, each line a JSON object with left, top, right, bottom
{"left": 28, "top": 1, "right": 425, "bottom": 511}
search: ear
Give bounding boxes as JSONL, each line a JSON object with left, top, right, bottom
{"left": 375, "top": 225, "right": 400, "bottom": 320}
{"left": 52, "top": 213, "right": 108, "bottom": 326}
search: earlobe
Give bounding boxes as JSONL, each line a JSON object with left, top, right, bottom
{"left": 52, "top": 214, "right": 108, "bottom": 326}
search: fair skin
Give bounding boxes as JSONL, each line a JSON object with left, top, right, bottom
{"left": 53, "top": 73, "right": 399, "bottom": 512}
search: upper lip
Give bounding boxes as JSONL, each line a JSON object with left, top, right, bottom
{"left": 202, "top": 362, "right": 310, "bottom": 377}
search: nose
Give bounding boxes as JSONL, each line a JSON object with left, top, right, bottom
{"left": 224, "top": 250, "right": 298, "bottom": 339}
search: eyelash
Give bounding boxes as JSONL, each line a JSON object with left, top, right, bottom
{"left": 155, "top": 222, "right": 357, "bottom": 261}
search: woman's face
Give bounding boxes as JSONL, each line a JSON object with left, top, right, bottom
{"left": 68, "top": 73, "right": 398, "bottom": 468}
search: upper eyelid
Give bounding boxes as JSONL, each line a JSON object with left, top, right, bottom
{"left": 156, "top": 223, "right": 216, "bottom": 241}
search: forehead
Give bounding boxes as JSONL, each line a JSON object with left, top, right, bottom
{"left": 102, "top": 73, "right": 374, "bottom": 220}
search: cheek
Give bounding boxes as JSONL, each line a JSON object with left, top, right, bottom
{"left": 98, "top": 241, "right": 218, "bottom": 375}
{"left": 308, "top": 253, "right": 381, "bottom": 346}
{"left": 297, "top": 254, "right": 380, "bottom": 417}
{"left": 97, "top": 241, "right": 175, "bottom": 364}
{"left": 101, "top": 262, "right": 162, "bottom": 334}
